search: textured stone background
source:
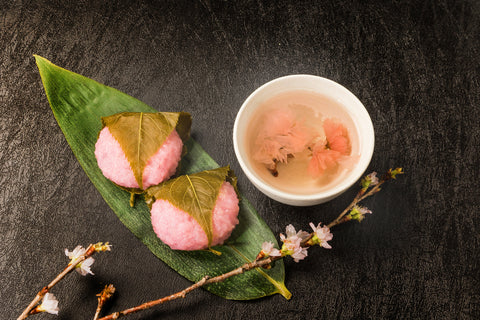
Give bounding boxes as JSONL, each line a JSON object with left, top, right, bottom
{"left": 1, "top": 0, "right": 479, "bottom": 319}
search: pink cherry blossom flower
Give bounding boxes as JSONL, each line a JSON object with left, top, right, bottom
{"left": 361, "top": 171, "right": 379, "bottom": 189}
{"left": 280, "top": 224, "right": 309, "bottom": 262}
{"left": 65, "top": 245, "right": 86, "bottom": 261}
{"left": 65, "top": 245, "right": 95, "bottom": 276}
{"left": 261, "top": 241, "right": 282, "bottom": 257}
{"left": 280, "top": 224, "right": 310, "bottom": 242}
{"left": 77, "top": 257, "right": 95, "bottom": 276}
{"left": 308, "top": 118, "right": 350, "bottom": 178}
{"left": 323, "top": 118, "right": 350, "bottom": 155}
{"left": 366, "top": 172, "right": 379, "bottom": 186}
{"left": 308, "top": 142, "right": 341, "bottom": 177}
{"left": 38, "top": 293, "right": 59, "bottom": 315}
{"left": 253, "top": 107, "right": 310, "bottom": 168}
{"left": 290, "top": 246, "right": 308, "bottom": 262}
{"left": 254, "top": 138, "right": 288, "bottom": 168}
{"left": 357, "top": 206, "right": 372, "bottom": 215}
{"left": 309, "top": 222, "right": 333, "bottom": 249}
{"left": 280, "top": 237, "right": 308, "bottom": 262}
{"left": 349, "top": 205, "right": 372, "bottom": 222}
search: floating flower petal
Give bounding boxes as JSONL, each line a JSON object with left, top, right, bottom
{"left": 323, "top": 118, "right": 350, "bottom": 155}
{"left": 308, "top": 118, "right": 350, "bottom": 177}
{"left": 308, "top": 142, "right": 341, "bottom": 177}
{"left": 253, "top": 107, "right": 310, "bottom": 169}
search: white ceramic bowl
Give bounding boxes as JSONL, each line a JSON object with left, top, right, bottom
{"left": 233, "top": 75, "right": 374, "bottom": 206}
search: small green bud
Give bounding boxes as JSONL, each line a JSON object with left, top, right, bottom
{"left": 348, "top": 205, "right": 372, "bottom": 222}
{"left": 388, "top": 167, "right": 404, "bottom": 179}
{"left": 360, "top": 172, "right": 379, "bottom": 190}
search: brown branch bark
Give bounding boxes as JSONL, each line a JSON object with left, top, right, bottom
{"left": 97, "top": 257, "right": 276, "bottom": 320}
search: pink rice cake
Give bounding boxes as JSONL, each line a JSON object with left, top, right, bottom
{"left": 150, "top": 182, "right": 240, "bottom": 250}
{"left": 95, "top": 127, "right": 183, "bottom": 189}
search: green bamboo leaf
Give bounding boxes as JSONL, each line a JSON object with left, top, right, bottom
{"left": 34, "top": 55, "right": 291, "bottom": 300}
{"left": 102, "top": 111, "right": 191, "bottom": 190}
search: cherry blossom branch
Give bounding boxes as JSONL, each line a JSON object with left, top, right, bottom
{"left": 18, "top": 243, "right": 111, "bottom": 320}
{"left": 97, "top": 227, "right": 330, "bottom": 320}
{"left": 327, "top": 168, "right": 403, "bottom": 228}
{"left": 20, "top": 168, "right": 402, "bottom": 319}
{"left": 17, "top": 245, "right": 93, "bottom": 320}
{"left": 96, "top": 257, "right": 279, "bottom": 320}
{"left": 95, "top": 168, "right": 403, "bottom": 320}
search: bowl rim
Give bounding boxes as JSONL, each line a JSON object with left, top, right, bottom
{"left": 233, "top": 74, "right": 375, "bottom": 204}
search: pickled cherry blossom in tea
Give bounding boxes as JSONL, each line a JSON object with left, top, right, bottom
{"left": 245, "top": 90, "right": 360, "bottom": 195}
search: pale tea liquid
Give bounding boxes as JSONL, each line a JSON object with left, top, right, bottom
{"left": 245, "top": 90, "right": 360, "bottom": 195}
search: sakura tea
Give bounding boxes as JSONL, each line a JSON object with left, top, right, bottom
{"left": 245, "top": 90, "right": 359, "bottom": 195}
{"left": 233, "top": 75, "right": 374, "bottom": 206}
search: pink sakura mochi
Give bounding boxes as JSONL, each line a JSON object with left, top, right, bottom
{"left": 150, "top": 182, "right": 240, "bottom": 250}
{"left": 94, "top": 127, "right": 183, "bottom": 189}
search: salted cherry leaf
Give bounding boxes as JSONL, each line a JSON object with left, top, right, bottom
{"left": 146, "top": 166, "right": 236, "bottom": 246}
{"left": 102, "top": 112, "right": 191, "bottom": 189}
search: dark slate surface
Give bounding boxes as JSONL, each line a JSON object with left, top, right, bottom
{"left": 1, "top": 1, "right": 479, "bottom": 319}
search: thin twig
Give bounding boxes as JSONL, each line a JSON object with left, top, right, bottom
{"left": 327, "top": 179, "right": 387, "bottom": 229}
{"left": 97, "top": 257, "right": 276, "bottom": 320}
{"left": 326, "top": 193, "right": 362, "bottom": 229}
{"left": 17, "top": 245, "right": 95, "bottom": 320}
{"left": 93, "top": 285, "right": 116, "bottom": 320}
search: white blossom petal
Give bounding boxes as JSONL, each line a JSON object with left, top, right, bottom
{"left": 65, "top": 245, "right": 86, "bottom": 261}
{"left": 283, "top": 225, "right": 308, "bottom": 242}
{"left": 261, "top": 241, "right": 274, "bottom": 253}
{"left": 285, "top": 224, "right": 297, "bottom": 238}
{"left": 291, "top": 247, "right": 308, "bottom": 262}
{"left": 297, "top": 230, "right": 310, "bottom": 240}
{"left": 280, "top": 224, "right": 309, "bottom": 261}
{"left": 76, "top": 257, "right": 95, "bottom": 276}
{"left": 357, "top": 206, "right": 372, "bottom": 215}
{"left": 309, "top": 222, "right": 333, "bottom": 249}
{"left": 38, "top": 293, "right": 59, "bottom": 315}
{"left": 261, "top": 241, "right": 281, "bottom": 257}
{"left": 367, "top": 172, "right": 379, "bottom": 185}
